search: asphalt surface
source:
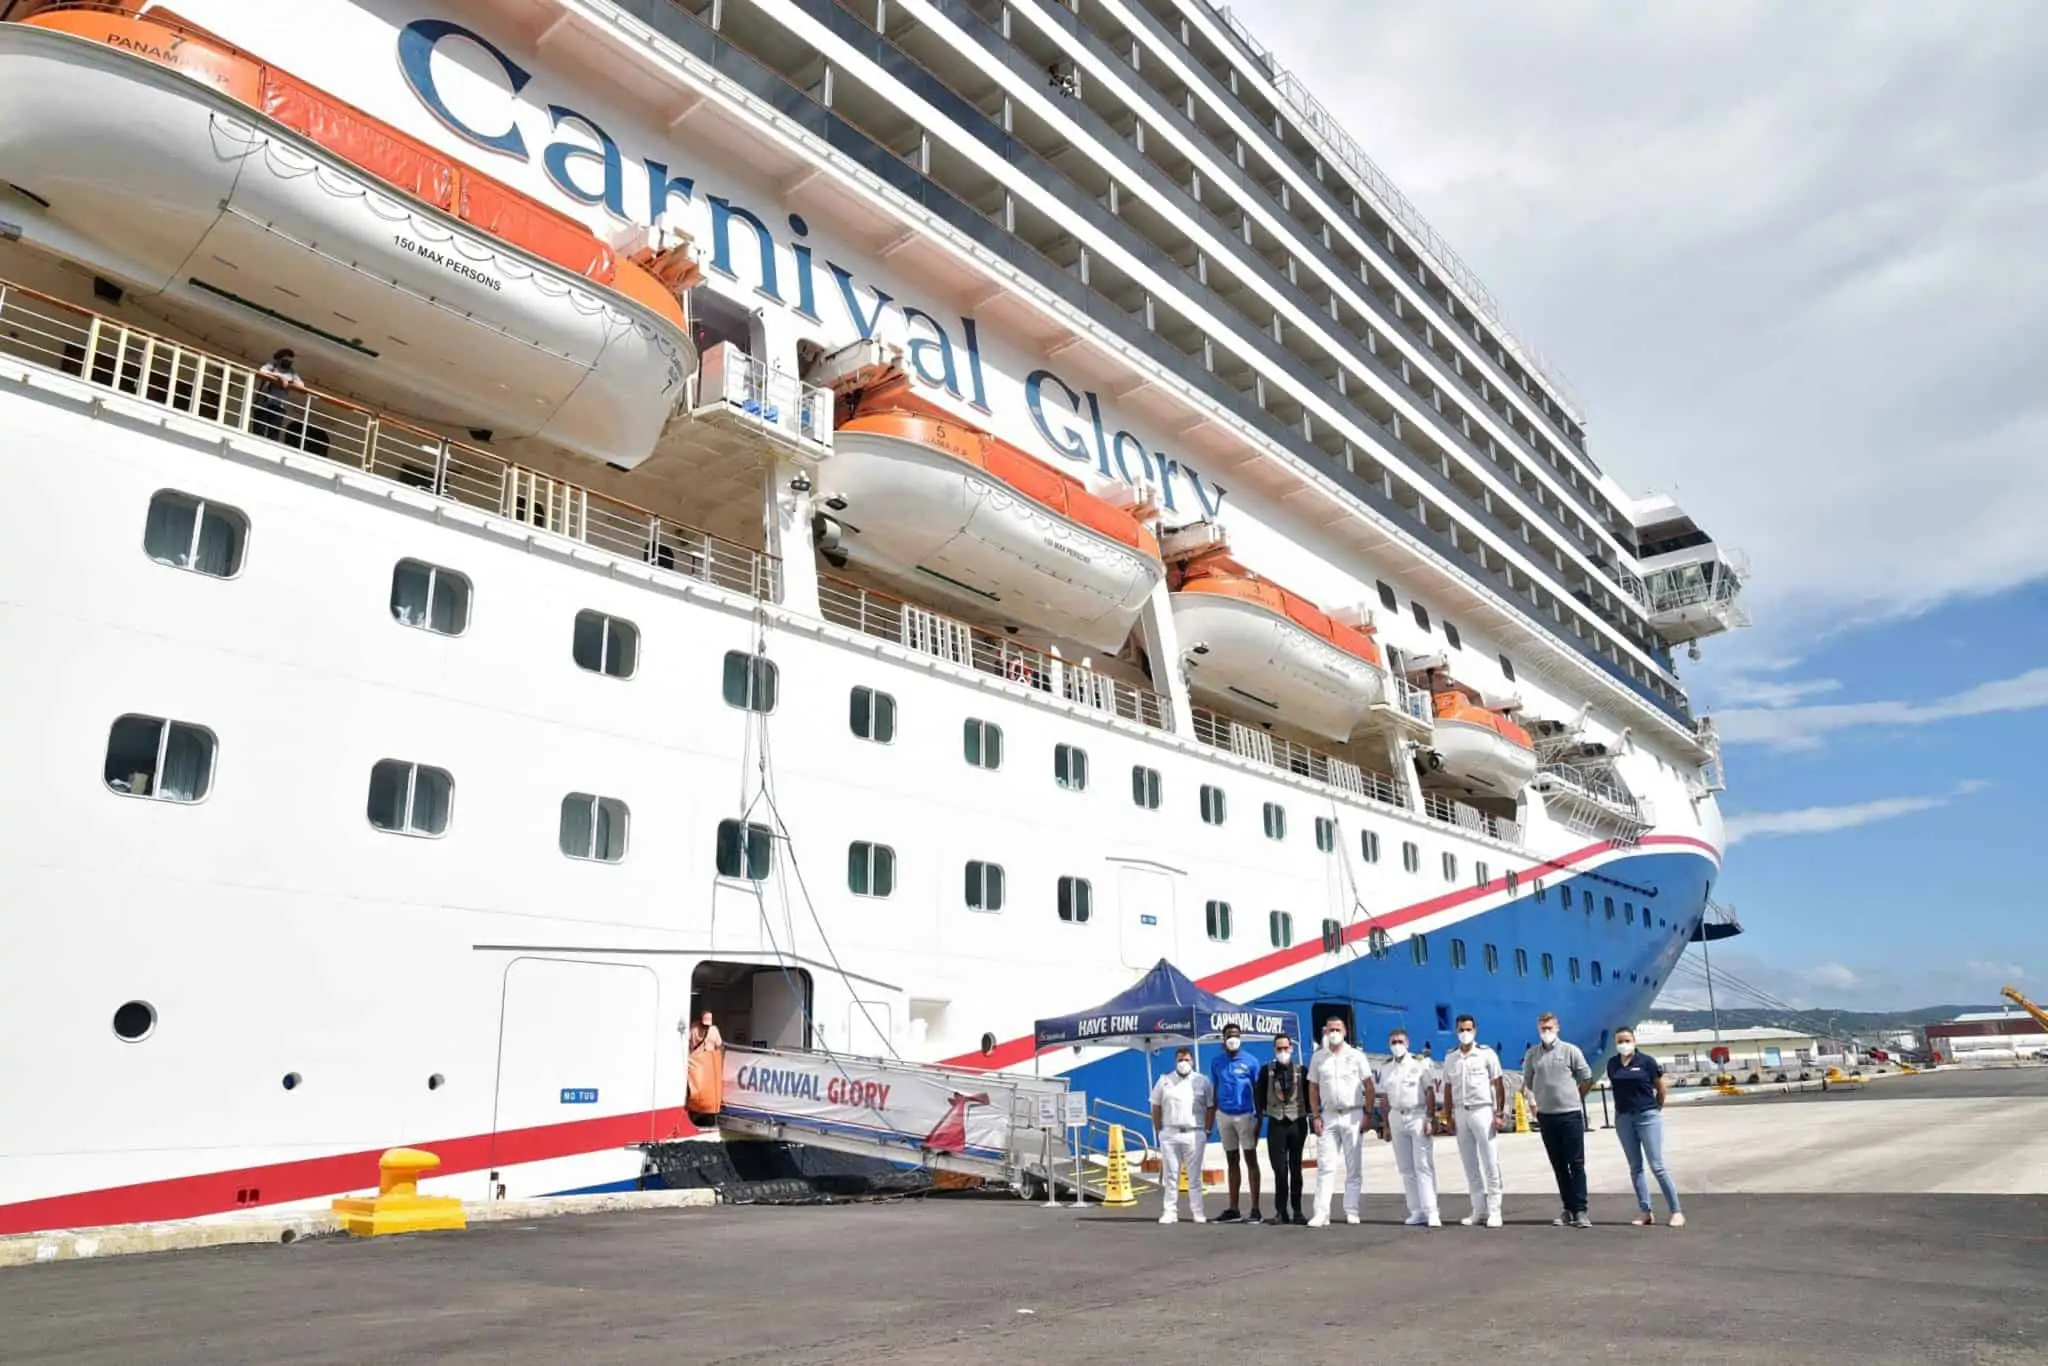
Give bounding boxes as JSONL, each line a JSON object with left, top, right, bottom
{"left": 1703, "top": 1061, "right": 2048, "bottom": 1106}
{"left": 4, "top": 1185, "right": 2043, "bottom": 1365}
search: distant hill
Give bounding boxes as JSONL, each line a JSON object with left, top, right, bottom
{"left": 1651, "top": 1005, "right": 2005, "bottom": 1035}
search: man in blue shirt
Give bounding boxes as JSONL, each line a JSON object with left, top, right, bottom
{"left": 1209, "top": 1023, "right": 1264, "bottom": 1222}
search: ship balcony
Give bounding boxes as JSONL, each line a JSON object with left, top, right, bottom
{"left": 686, "top": 341, "right": 834, "bottom": 467}
{"left": 1533, "top": 760, "right": 1651, "bottom": 844}
{"left": 0, "top": 276, "right": 781, "bottom": 599}
{"left": 1642, "top": 551, "right": 1751, "bottom": 646}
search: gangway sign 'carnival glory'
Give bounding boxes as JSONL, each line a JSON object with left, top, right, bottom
{"left": 0, "top": 0, "right": 1745, "bottom": 1234}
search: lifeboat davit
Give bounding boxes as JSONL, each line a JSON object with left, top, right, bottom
{"left": 0, "top": 9, "right": 696, "bottom": 469}
{"left": 1170, "top": 550, "right": 1386, "bottom": 742}
{"left": 1430, "top": 689, "right": 1537, "bottom": 793}
{"left": 828, "top": 379, "right": 1164, "bottom": 652}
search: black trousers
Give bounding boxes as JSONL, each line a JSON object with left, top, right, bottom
{"left": 1266, "top": 1115, "right": 1308, "bottom": 1214}
{"left": 1537, "top": 1109, "right": 1589, "bottom": 1213}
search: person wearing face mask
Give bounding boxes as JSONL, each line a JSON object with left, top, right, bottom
{"left": 1207, "top": 1022, "right": 1264, "bottom": 1222}
{"left": 1521, "top": 1011, "right": 1596, "bottom": 1228}
{"left": 1149, "top": 1045, "right": 1214, "bottom": 1224}
{"left": 1305, "top": 1018, "right": 1371, "bottom": 1227}
{"left": 1607, "top": 1026, "right": 1684, "bottom": 1227}
{"left": 1441, "top": 1013, "right": 1506, "bottom": 1228}
{"left": 1365, "top": 1027, "right": 1441, "bottom": 1228}
{"left": 1256, "top": 1032, "right": 1309, "bottom": 1223}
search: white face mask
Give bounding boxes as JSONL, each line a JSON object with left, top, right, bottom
{"left": 1456, "top": 1029, "right": 1475, "bottom": 1046}
{"left": 1540, "top": 1028, "right": 1559, "bottom": 1045}
{"left": 1389, "top": 1042, "right": 1408, "bottom": 1059}
{"left": 1175, "top": 1059, "right": 1193, "bottom": 1076}
{"left": 1617, "top": 1040, "right": 1636, "bottom": 1057}
{"left": 1224, "top": 1037, "right": 1241, "bottom": 1053}
{"left": 1274, "top": 1048, "right": 1292, "bottom": 1063}
{"left": 1325, "top": 1033, "right": 1344, "bottom": 1049}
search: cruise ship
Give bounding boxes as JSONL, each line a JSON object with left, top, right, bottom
{"left": 0, "top": 0, "right": 1748, "bottom": 1232}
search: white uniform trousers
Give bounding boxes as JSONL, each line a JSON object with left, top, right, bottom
{"left": 1455, "top": 1106, "right": 1503, "bottom": 1218}
{"left": 1158, "top": 1126, "right": 1206, "bottom": 1220}
{"left": 1312, "top": 1108, "right": 1365, "bottom": 1219}
{"left": 1388, "top": 1107, "right": 1439, "bottom": 1218}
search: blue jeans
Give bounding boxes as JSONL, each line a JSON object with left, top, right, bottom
{"left": 1615, "top": 1109, "right": 1681, "bottom": 1213}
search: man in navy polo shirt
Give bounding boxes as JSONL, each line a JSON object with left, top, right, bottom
{"left": 1209, "top": 1022, "right": 1264, "bottom": 1222}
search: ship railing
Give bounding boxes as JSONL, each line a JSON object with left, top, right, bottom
{"left": 1421, "top": 791, "right": 1523, "bottom": 846}
{"left": 1386, "top": 674, "right": 1433, "bottom": 725}
{"left": 1189, "top": 708, "right": 1410, "bottom": 810}
{"left": 816, "top": 577, "right": 1173, "bottom": 731}
{"left": 0, "top": 277, "right": 779, "bottom": 600}
{"left": 691, "top": 341, "right": 834, "bottom": 461}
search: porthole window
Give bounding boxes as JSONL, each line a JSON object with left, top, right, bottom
{"left": 1057, "top": 875, "right": 1093, "bottom": 924}
{"left": 1205, "top": 899, "right": 1233, "bottom": 941}
{"left": 716, "top": 818, "right": 773, "bottom": 880}
{"left": 1376, "top": 580, "right": 1398, "bottom": 611}
{"left": 390, "top": 559, "right": 470, "bottom": 634}
{"left": 559, "top": 793, "right": 628, "bottom": 862}
{"left": 1262, "top": 802, "right": 1286, "bottom": 840}
{"left": 848, "top": 840, "right": 896, "bottom": 897}
{"left": 1535, "top": 878, "right": 1547, "bottom": 903}
{"left": 143, "top": 489, "right": 246, "bottom": 577}
{"left": 1625, "top": 902, "right": 1636, "bottom": 925}
{"left": 1314, "top": 817, "right": 1336, "bottom": 852}
{"left": 1442, "top": 851, "right": 1458, "bottom": 883}
{"left": 1593, "top": 960, "right": 1605, "bottom": 985}
{"left": 1605, "top": 896, "right": 1617, "bottom": 922}
{"left": 1412, "top": 601, "right": 1432, "bottom": 633}
{"left": 1401, "top": 840, "right": 1420, "bottom": 874}
{"left": 965, "top": 860, "right": 1006, "bottom": 912}
{"left": 1361, "top": 829, "right": 1382, "bottom": 863}
{"left": 1582, "top": 890, "right": 1595, "bottom": 915}
{"left": 112, "top": 1000, "right": 156, "bottom": 1042}
{"left": 1476, "top": 861, "right": 1490, "bottom": 888}
{"left": 1542, "top": 952, "right": 1556, "bottom": 979}
{"left": 1410, "top": 934, "right": 1429, "bottom": 966}
{"left": 1500, "top": 654, "right": 1517, "bottom": 683}
{"left": 1131, "top": 765, "right": 1163, "bottom": 810}
{"left": 1320, "top": 918, "right": 1343, "bottom": 953}
{"left": 1484, "top": 943, "right": 1500, "bottom": 974}
{"left": 1199, "top": 784, "right": 1227, "bottom": 826}
{"left": 572, "top": 610, "right": 638, "bottom": 678}
{"left": 1515, "top": 948, "right": 1530, "bottom": 978}
{"left": 963, "top": 718, "right": 1003, "bottom": 770}
{"left": 1444, "top": 620, "right": 1462, "bottom": 650}
{"left": 1367, "top": 927, "right": 1391, "bottom": 959}
{"left": 104, "top": 714, "right": 216, "bottom": 803}
{"left": 367, "top": 759, "right": 452, "bottom": 836}
{"left": 1054, "top": 744, "right": 1089, "bottom": 792}
{"left": 722, "top": 651, "right": 778, "bottom": 712}
{"left": 282, "top": 1072, "right": 303, "bottom": 1091}
{"left": 1570, "top": 956, "right": 1583, "bottom": 983}
{"left": 1269, "top": 910, "right": 1294, "bottom": 949}
{"left": 1450, "top": 938, "right": 1468, "bottom": 970}
{"left": 1506, "top": 869, "right": 1520, "bottom": 894}
{"left": 850, "top": 686, "right": 897, "bottom": 743}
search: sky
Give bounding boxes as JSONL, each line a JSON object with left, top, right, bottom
{"left": 1228, "top": 0, "right": 2048, "bottom": 1011}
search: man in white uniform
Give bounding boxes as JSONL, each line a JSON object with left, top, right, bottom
{"left": 1305, "top": 1019, "right": 1371, "bottom": 1227}
{"left": 1442, "top": 1012, "right": 1506, "bottom": 1228}
{"left": 1366, "top": 1026, "right": 1440, "bottom": 1227}
{"left": 1149, "top": 1045, "right": 1213, "bottom": 1224}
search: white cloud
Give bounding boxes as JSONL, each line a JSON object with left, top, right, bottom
{"left": 1800, "top": 962, "right": 1863, "bottom": 992}
{"left": 1713, "top": 666, "right": 2048, "bottom": 749}
{"left": 1723, "top": 794, "right": 1945, "bottom": 845}
{"left": 1229, "top": 0, "right": 2048, "bottom": 652}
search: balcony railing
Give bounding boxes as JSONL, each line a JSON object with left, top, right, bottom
{"left": 0, "top": 278, "right": 779, "bottom": 599}
{"left": 817, "top": 577, "right": 1172, "bottom": 730}
{"left": 1420, "top": 792, "right": 1523, "bottom": 846}
{"left": 1190, "top": 707, "right": 1409, "bottom": 809}
{"left": 1386, "top": 675, "right": 1433, "bottom": 725}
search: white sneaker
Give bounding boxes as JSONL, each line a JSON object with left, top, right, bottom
{"left": 1403, "top": 1213, "right": 1427, "bottom": 1226}
{"left": 1305, "top": 1214, "right": 1330, "bottom": 1228}
{"left": 1158, "top": 1212, "right": 1177, "bottom": 1225}
{"left": 1345, "top": 1211, "right": 1360, "bottom": 1225}
{"left": 1669, "top": 1212, "right": 1687, "bottom": 1228}
{"left": 1426, "top": 1213, "right": 1442, "bottom": 1228}
{"left": 1485, "top": 1211, "right": 1503, "bottom": 1229}
{"left": 1191, "top": 1209, "right": 1206, "bottom": 1224}
{"left": 1459, "top": 1212, "right": 1480, "bottom": 1227}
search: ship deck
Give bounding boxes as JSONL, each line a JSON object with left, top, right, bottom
{"left": 4, "top": 1067, "right": 2043, "bottom": 1364}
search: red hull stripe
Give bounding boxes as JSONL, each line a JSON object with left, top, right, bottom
{"left": 941, "top": 834, "right": 1718, "bottom": 1071}
{"left": 0, "top": 837, "right": 1716, "bottom": 1235}
{"left": 0, "top": 1107, "right": 696, "bottom": 1236}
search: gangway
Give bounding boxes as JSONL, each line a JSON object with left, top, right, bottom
{"left": 710, "top": 1044, "right": 1083, "bottom": 1191}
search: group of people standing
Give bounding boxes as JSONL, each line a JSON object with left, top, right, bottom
{"left": 1146, "top": 1014, "right": 1684, "bottom": 1228}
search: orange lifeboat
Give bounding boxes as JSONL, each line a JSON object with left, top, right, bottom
{"left": 826, "top": 378, "right": 1165, "bottom": 652}
{"left": 1428, "top": 687, "right": 1537, "bottom": 793}
{"left": 0, "top": 5, "right": 695, "bottom": 468}
{"left": 1169, "top": 548, "right": 1387, "bottom": 741}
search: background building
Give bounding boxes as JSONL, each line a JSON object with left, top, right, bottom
{"left": 1923, "top": 1010, "right": 2048, "bottom": 1063}
{"left": 1632, "top": 1020, "right": 1825, "bottom": 1073}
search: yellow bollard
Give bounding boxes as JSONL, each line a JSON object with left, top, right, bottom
{"left": 1512, "top": 1091, "right": 1532, "bottom": 1135}
{"left": 332, "top": 1148, "right": 468, "bottom": 1237}
{"left": 1100, "top": 1124, "right": 1137, "bottom": 1208}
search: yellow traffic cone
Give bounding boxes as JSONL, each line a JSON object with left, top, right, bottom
{"left": 1100, "top": 1124, "right": 1137, "bottom": 1208}
{"left": 1513, "top": 1091, "right": 1532, "bottom": 1134}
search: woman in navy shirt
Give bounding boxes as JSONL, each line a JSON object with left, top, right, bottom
{"left": 1607, "top": 1026, "right": 1685, "bottom": 1226}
